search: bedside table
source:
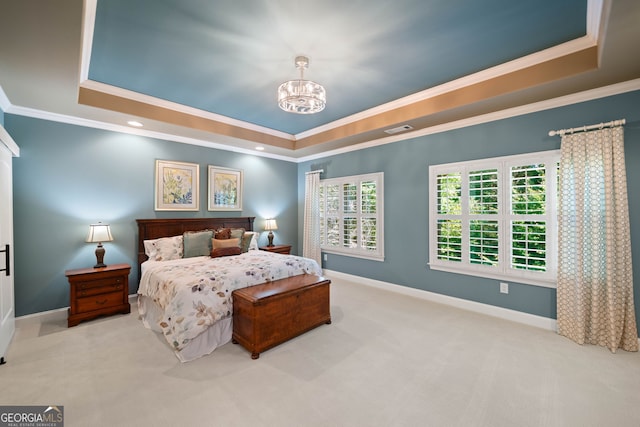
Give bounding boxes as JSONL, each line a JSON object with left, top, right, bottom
{"left": 259, "top": 244, "right": 291, "bottom": 255}
{"left": 65, "top": 263, "right": 131, "bottom": 327}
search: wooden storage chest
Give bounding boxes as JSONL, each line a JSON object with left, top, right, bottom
{"left": 232, "top": 274, "right": 331, "bottom": 359}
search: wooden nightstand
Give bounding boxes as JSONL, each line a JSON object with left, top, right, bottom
{"left": 65, "top": 263, "right": 131, "bottom": 327}
{"left": 259, "top": 244, "right": 291, "bottom": 255}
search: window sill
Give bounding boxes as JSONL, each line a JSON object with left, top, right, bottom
{"left": 428, "top": 263, "right": 557, "bottom": 289}
{"left": 322, "top": 248, "right": 384, "bottom": 262}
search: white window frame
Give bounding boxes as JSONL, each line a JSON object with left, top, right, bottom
{"left": 320, "top": 172, "right": 384, "bottom": 261}
{"left": 429, "top": 150, "right": 559, "bottom": 288}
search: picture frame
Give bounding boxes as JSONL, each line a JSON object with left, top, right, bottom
{"left": 208, "top": 166, "right": 243, "bottom": 211}
{"left": 154, "top": 160, "right": 199, "bottom": 211}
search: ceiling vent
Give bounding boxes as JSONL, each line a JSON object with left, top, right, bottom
{"left": 384, "top": 124, "right": 413, "bottom": 135}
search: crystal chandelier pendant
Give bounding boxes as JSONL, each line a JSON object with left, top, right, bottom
{"left": 278, "top": 56, "right": 326, "bottom": 114}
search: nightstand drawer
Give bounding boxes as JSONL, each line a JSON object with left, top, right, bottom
{"left": 76, "top": 291, "right": 124, "bottom": 312}
{"left": 76, "top": 277, "right": 124, "bottom": 297}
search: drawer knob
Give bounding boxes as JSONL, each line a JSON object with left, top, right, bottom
{"left": 95, "top": 299, "right": 108, "bottom": 305}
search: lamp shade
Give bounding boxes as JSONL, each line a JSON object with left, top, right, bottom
{"left": 86, "top": 223, "right": 114, "bottom": 243}
{"left": 264, "top": 219, "right": 278, "bottom": 231}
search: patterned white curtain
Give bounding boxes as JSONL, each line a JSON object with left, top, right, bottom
{"left": 557, "top": 126, "right": 638, "bottom": 352}
{"left": 303, "top": 171, "right": 322, "bottom": 266}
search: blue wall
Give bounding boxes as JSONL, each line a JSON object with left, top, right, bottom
{"left": 6, "top": 89, "right": 640, "bottom": 333}
{"left": 6, "top": 115, "right": 298, "bottom": 316}
{"left": 298, "top": 90, "right": 640, "bottom": 333}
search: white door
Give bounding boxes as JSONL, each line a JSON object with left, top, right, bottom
{"left": 0, "top": 142, "right": 15, "bottom": 364}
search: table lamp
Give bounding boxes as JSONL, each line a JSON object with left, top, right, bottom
{"left": 264, "top": 219, "right": 278, "bottom": 247}
{"left": 86, "top": 222, "right": 114, "bottom": 268}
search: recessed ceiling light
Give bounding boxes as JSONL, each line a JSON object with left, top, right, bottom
{"left": 127, "top": 120, "right": 143, "bottom": 127}
{"left": 255, "top": 146, "right": 265, "bottom": 151}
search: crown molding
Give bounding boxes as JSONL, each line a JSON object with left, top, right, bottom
{"left": 78, "top": 80, "right": 294, "bottom": 141}
{"left": 296, "top": 78, "right": 640, "bottom": 163}
{"left": 587, "top": 0, "right": 609, "bottom": 44}
{"left": 5, "top": 78, "right": 639, "bottom": 164}
{"left": 78, "top": 34, "right": 598, "bottom": 145}
{"left": 79, "top": 0, "right": 97, "bottom": 82}
{"left": 6, "top": 104, "right": 296, "bottom": 162}
{"left": 0, "top": 86, "right": 20, "bottom": 157}
{"left": 0, "top": 86, "right": 10, "bottom": 112}
{"left": 295, "top": 35, "right": 597, "bottom": 140}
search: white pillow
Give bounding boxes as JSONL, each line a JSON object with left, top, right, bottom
{"left": 144, "top": 235, "right": 183, "bottom": 261}
{"left": 143, "top": 239, "right": 157, "bottom": 259}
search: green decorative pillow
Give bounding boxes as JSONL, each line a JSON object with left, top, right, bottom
{"left": 229, "top": 228, "right": 245, "bottom": 247}
{"left": 240, "top": 233, "right": 253, "bottom": 253}
{"left": 183, "top": 230, "right": 214, "bottom": 258}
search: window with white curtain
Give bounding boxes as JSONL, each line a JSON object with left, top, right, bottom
{"left": 429, "top": 150, "right": 560, "bottom": 287}
{"left": 319, "top": 172, "right": 384, "bottom": 261}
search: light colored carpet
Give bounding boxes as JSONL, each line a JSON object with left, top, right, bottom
{"left": 2, "top": 277, "right": 640, "bottom": 427}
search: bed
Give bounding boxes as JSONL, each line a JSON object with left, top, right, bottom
{"left": 136, "top": 217, "right": 323, "bottom": 362}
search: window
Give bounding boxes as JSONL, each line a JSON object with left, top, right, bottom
{"left": 429, "top": 150, "right": 559, "bottom": 287}
{"left": 319, "top": 172, "right": 384, "bottom": 261}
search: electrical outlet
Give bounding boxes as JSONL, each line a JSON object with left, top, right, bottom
{"left": 500, "top": 282, "right": 509, "bottom": 294}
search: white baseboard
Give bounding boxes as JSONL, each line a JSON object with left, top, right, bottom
{"left": 323, "top": 269, "right": 558, "bottom": 332}
{"left": 15, "top": 307, "right": 67, "bottom": 327}
{"left": 15, "top": 294, "right": 139, "bottom": 328}
{"left": 12, "top": 286, "right": 639, "bottom": 346}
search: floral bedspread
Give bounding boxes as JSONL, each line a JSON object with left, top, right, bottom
{"left": 138, "top": 251, "right": 322, "bottom": 350}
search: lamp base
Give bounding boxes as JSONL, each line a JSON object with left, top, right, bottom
{"left": 267, "top": 231, "right": 274, "bottom": 247}
{"left": 94, "top": 243, "right": 107, "bottom": 268}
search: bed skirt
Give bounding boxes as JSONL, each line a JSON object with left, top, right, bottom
{"left": 137, "top": 295, "right": 233, "bottom": 362}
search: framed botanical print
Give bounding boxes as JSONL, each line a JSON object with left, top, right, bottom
{"left": 154, "top": 160, "right": 199, "bottom": 211}
{"left": 208, "top": 166, "right": 243, "bottom": 211}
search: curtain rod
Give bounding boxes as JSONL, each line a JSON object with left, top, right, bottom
{"left": 305, "top": 169, "right": 324, "bottom": 175}
{"left": 548, "top": 119, "right": 625, "bottom": 137}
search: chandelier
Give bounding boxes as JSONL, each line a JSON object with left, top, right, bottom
{"left": 277, "top": 55, "right": 326, "bottom": 114}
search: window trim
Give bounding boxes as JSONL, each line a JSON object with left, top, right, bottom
{"left": 320, "top": 172, "right": 384, "bottom": 262}
{"left": 429, "top": 150, "right": 560, "bottom": 288}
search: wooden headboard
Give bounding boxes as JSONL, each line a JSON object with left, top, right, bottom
{"left": 136, "top": 217, "right": 255, "bottom": 277}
